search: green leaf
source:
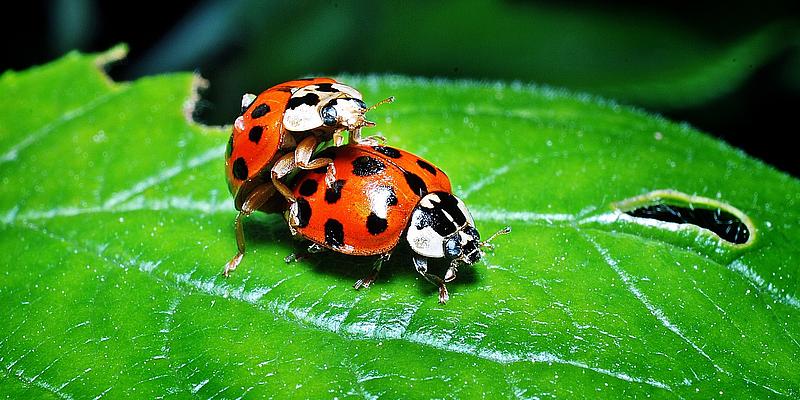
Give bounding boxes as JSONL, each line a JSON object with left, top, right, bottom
{"left": 2, "top": 49, "right": 799, "bottom": 398}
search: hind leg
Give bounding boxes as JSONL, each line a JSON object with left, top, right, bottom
{"left": 223, "top": 184, "right": 276, "bottom": 277}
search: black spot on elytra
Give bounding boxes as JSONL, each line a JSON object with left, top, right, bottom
{"left": 416, "top": 159, "right": 437, "bottom": 175}
{"left": 372, "top": 146, "right": 401, "bottom": 158}
{"left": 287, "top": 93, "right": 321, "bottom": 109}
{"left": 325, "top": 180, "right": 346, "bottom": 203}
{"left": 366, "top": 213, "right": 388, "bottom": 235}
{"left": 352, "top": 156, "right": 385, "bottom": 176}
{"left": 404, "top": 172, "right": 427, "bottom": 196}
{"left": 298, "top": 179, "right": 318, "bottom": 197}
{"left": 232, "top": 157, "right": 248, "bottom": 181}
{"left": 248, "top": 126, "right": 263, "bottom": 144}
{"left": 313, "top": 83, "right": 340, "bottom": 92}
{"left": 324, "top": 219, "right": 345, "bottom": 248}
{"left": 295, "top": 198, "right": 312, "bottom": 228}
{"left": 225, "top": 134, "right": 233, "bottom": 158}
{"left": 251, "top": 104, "right": 271, "bottom": 119}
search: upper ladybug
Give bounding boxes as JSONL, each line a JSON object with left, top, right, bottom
{"left": 223, "top": 78, "right": 392, "bottom": 277}
{"left": 285, "top": 144, "right": 509, "bottom": 303}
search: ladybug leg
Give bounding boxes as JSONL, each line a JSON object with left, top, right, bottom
{"left": 294, "top": 136, "right": 337, "bottom": 188}
{"left": 333, "top": 130, "right": 346, "bottom": 147}
{"left": 271, "top": 152, "right": 298, "bottom": 203}
{"left": 223, "top": 184, "right": 276, "bottom": 277}
{"left": 350, "top": 127, "right": 386, "bottom": 146}
{"left": 284, "top": 253, "right": 304, "bottom": 263}
{"left": 284, "top": 243, "right": 326, "bottom": 263}
{"left": 354, "top": 253, "right": 391, "bottom": 290}
{"left": 308, "top": 243, "right": 326, "bottom": 253}
{"left": 444, "top": 260, "right": 459, "bottom": 282}
{"left": 353, "top": 96, "right": 393, "bottom": 145}
{"left": 412, "top": 256, "right": 449, "bottom": 304}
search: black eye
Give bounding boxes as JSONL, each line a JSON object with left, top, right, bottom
{"left": 355, "top": 99, "right": 367, "bottom": 110}
{"left": 322, "top": 104, "right": 337, "bottom": 126}
{"left": 445, "top": 236, "right": 461, "bottom": 257}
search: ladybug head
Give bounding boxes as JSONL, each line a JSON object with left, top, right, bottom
{"left": 406, "top": 192, "right": 511, "bottom": 282}
{"left": 321, "top": 97, "right": 371, "bottom": 131}
{"left": 321, "top": 95, "right": 394, "bottom": 132}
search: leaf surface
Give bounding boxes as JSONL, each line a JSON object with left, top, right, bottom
{"left": 1, "top": 48, "right": 798, "bottom": 399}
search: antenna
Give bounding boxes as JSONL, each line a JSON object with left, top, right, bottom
{"left": 366, "top": 96, "right": 395, "bottom": 112}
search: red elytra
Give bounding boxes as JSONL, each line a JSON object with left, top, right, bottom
{"left": 222, "top": 78, "right": 392, "bottom": 278}
{"left": 287, "top": 144, "right": 451, "bottom": 255}
{"left": 284, "top": 144, "right": 510, "bottom": 304}
{"left": 224, "top": 77, "right": 336, "bottom": 210}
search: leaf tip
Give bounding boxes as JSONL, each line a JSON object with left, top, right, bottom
{"left": 93, "top": 43, "right": 129, "bottom": 71}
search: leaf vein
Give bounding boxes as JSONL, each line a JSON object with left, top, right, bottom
{"left": 580, "top": 232, "right": 725, "bottom": 375}
{"left": 0, "top": 89, "right": 125, "bottom": 165}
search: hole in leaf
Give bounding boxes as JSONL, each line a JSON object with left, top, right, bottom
{"left": 625, "top": 204, "right": 749, "bottom": 244}
{"left": 613, "top": 189, "right": 756, "bottom": 247}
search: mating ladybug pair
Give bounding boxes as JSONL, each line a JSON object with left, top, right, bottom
{"left": 223, "top": 78, "right": 508, "bottom": 303}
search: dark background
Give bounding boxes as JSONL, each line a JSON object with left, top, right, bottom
{"left": 3, "top": 0, "right": 799, "bottom": 177}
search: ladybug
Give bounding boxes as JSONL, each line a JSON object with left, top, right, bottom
{"left": 224, "top": 78, "right": 393, "bottom": 276}
{"left": 284, "top": 144, "right": 510, "bottom": 303}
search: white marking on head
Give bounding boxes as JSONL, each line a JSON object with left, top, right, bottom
{"left": 329, "top": 83, "right": 362, "bottom": 99}
{"left": 407, "top": 225, "right": 445, "bottom": 258}
{"left": 282, "top": 83, "right": 365, "bottom": 131}
{"left": 330, "top": 98, "right": 367, "bottom": 129}
{"left": 419, "top": 193, "right": 440, "bottom": 209}
{"left": 459, "top": 231, "right": 471, "bottom": 245}
{"left": 283, "top": 103, "right": 322, "bottom": 131}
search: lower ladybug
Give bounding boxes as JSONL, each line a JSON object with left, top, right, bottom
{"left": 285, "top": 144, "right": 510, "bottom": 303}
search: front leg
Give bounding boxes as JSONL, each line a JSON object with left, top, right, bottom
{"left": 333, "top": 130, "right": 346, "bottom": 147}
{"left": 271, "top": 152, "right": 298, "bottom": 203}
{"left": 412, "top": 256, "right": 449, "bottom": 304}
{"left": 294, "top": 136, "right": 336, "bottom": 188}
{"left": 350, "top": 127, "right": 386, "bottom": 146}
{"left": 354, "top": 252, "right": 391, "bottom": 290}
{"left": 444, "top": 259, "right": 459, "bottom": 282}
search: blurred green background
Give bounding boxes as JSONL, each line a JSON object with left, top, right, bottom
{"left": 4, "top": 0, "right": 799, "bottom": 176}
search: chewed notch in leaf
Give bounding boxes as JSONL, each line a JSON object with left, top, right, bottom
{"left": 613, "top": 189, "right": 755, "bottom": 246}
{"left": 625, "top": 203, "right": 750, "bottom": 244}
{"left": 580, "top": 190, "right": 757, "bottom": 262}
